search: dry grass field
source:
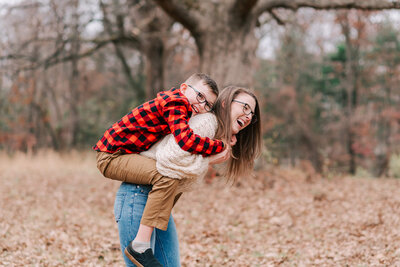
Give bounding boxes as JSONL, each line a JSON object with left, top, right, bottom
{"left": 1, "top": 151, "right": 400, "bottom": 266}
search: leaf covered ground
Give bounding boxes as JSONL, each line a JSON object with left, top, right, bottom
{"left": 1, "top": 151, "right": 400, "bottom": 266}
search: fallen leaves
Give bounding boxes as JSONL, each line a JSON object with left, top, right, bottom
{"left": 1, "top": 152, "right": 400, "bottom": 266}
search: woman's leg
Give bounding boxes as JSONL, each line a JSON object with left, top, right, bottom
{"left": 115, "top": 183, "right": 155, "bottom": 266}
{"left": 154, "top": 215, "right": 181, "bottom": 267}
{"left": 104, "top": 152, "right": 180, "bottom": 231}
{"left": 114, "top": 182, "right": 180, "bottom": 266}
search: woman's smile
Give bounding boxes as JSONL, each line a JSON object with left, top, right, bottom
{"left": 231, "top": 92, "right": 256, "bottom": 134}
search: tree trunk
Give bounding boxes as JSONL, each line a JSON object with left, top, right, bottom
{"left": 100, "top": 0, "right": 169, "bottom": 100}
{"left": 143, "top": 36, "right": 165, "bottom": 99}
{"left": 340, "top": 11, "right": 358, "bottom": 175}
{"left": 298, "top": 123, "right": 324, "bottom": 173}
{"left": 69, "top": 59, "right": 80, "bottom": 147}
{"left": 153, "top": 0, "right": 260, "bottom": 88}
{"left": 375, "top": 73, "right": 394, "bottom": 177}
{"left": 69, "top": 0, "right": 80, "bottom": 147}
{"left": 153, "top": 0, "right": 400, "bottom": 88}
{"left": 198, "top": 28, "right": 259, "bottom": 88}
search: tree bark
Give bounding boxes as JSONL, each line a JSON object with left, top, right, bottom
{"left": 137, "top": 3, "right": 171, "bottom": 99}
{"left": 143, "top": 36, "right": 165, "bottom": 99}
{"left": 199, "top": 28, "right": 259, "bottom": 88}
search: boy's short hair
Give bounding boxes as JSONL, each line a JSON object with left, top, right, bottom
{"left": 185, "top": 73, "right": 219, "bottom": 96}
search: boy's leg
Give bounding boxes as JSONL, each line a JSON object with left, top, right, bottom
{"left": 140, "top": 177, "right": 180, "bottom": 230}
{"left": 98, "top": 151, "right": 160, "bottom": 184}
{"left": 100, "top": 151, "right": 180, "bottom": 230}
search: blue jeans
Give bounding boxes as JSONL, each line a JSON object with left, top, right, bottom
{"left": 114, "top": 182, "right": 181, "bottom": 267}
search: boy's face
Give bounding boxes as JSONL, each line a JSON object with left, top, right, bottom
{"left": 180, "top": 81, "right": 217, "bottom": 115}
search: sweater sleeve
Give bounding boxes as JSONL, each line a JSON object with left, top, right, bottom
{"left": 154, "top": 113, "right": 218, "bottom": 179}
{"left": 163, "top": 100, "right": 224, "bottom": 156}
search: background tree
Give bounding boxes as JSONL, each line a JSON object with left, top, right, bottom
{"left": 368, "top": 21, "right": 400, "bottom": 176}
{"left": 255, "top": 9, "right": 400, "bottom": 176}
{"left": 153, "top": 0, "right": 400, "bottom": 87}
{"left": 1, "top": 0, "right": 400, "bottom": 177}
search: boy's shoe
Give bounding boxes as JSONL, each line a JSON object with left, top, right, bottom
{"left": 124, "top": 243, "right": 162, "bottom": 267}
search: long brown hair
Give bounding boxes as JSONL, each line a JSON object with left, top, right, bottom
{"left": 213, "top": 86, "right": 262, "bottom": 182}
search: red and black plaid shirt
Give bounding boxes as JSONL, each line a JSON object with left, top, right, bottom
{"left": 93, "top": 88, "right": 224, "bottom": 156}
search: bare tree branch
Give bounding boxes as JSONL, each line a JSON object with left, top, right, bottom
{"left": 151, "top": 0, "right": 201, "bottom": 40}
{"left": 231, "top": 0, "right": 259, "bottom": 26}
{"left": 0, "top": 54, "right": 33, "bottom": 61}
{"left": 3, "top": 2, "right": 44, "bottom": 12}
{"left": 269, "top": 9, "right": 285, "bottom": 25}
{"left": 11, "top": 38, "right": 116, "bottom": 72}
{"left": 100, "top": 0, "right": 140, "bottom": 95}
{"left": 256, "top": 0, "right": 400, "bottom": 17}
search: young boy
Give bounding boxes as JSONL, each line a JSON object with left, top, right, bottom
{"left": 94, "top": 73, "right": 227, "bottom": 266}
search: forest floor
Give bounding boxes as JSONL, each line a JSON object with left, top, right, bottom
{"left": 1, "top": 151, "right": 400, "bottom": 266}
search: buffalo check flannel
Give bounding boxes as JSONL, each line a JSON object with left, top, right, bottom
{"left": 93, "top": 88, "right": 224, "bottom": 156}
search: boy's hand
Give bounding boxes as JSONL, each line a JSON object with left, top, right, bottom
{"left": 208, "top": 144, "right": 231, "bottom": 164}
{"left": 208, "top": 135, "right": 236, "bottom": 165}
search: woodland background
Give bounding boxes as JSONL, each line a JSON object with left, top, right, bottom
{"left": 1, "top": 0, "right": 400, "bottom": 177}
{"left": 1, "top": 0, "right": 400, "bottom": 265}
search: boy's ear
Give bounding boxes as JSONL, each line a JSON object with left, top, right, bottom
{"left": 180, "top": 83, "right": 188, "bottom": 94}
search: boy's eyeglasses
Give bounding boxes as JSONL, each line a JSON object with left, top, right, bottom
{"left": 188, "top": 85, "right": 213, "bottom": 112}
{"left": 232, "top": 99, "right": 258, "bottom": 123}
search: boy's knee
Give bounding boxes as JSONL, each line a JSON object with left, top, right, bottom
{"left": 96, "top": 151, "right": 124, "bottom": 180}
{"left": 96, "top": 152, "right": 111, "bottom": 175}
{"left": 152, "top": 177, "right": 180, "bottom": 192}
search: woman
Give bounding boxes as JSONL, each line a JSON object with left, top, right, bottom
{"left": 115, "top": 86, "right": 262, "bottom": 266}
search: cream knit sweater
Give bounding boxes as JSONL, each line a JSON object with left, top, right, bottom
{"left": 141, "top": 112, "right": 218, "bottom": 190}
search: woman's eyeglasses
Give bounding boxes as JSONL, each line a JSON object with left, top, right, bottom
{"left": 188, "top": 85, "right": 213, "bottom": 112}
{"left": 232, "top": 99, "right": 257, "bottom": 123}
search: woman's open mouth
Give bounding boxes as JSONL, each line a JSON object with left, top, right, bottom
{"left": 237, "top": 119, "right": 244, "bottom": 128}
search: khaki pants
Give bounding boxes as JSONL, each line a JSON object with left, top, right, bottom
{"left": 96, "top": 151, "right": 181, "bottom": 231}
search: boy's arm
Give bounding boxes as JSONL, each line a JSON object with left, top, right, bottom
{"left": 163, "top": 101, "right": 224, "bottom": 156}
{"left": 155, "top": 113, "right": 218, "bottom": 179}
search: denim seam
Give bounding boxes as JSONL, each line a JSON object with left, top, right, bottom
{"left": 129, "top": 192, "right": 138, "bottom": 241}
{"left": 155, "top": 230, "right": 168, "bottom": 267}
{"left": 114, "top": 192, "right": 126, "bottom": 223}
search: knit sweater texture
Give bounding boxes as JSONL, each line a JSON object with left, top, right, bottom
{"left": 141, "top": 112, "right": 218, "bottom": 190}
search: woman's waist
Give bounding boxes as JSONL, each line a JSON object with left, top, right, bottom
{"left": 118, "top": 182, "right": 153, "bottom": 194}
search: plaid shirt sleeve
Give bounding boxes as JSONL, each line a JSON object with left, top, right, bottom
{"left": 163, "top": 100, "right": 224, "bottom": 156}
